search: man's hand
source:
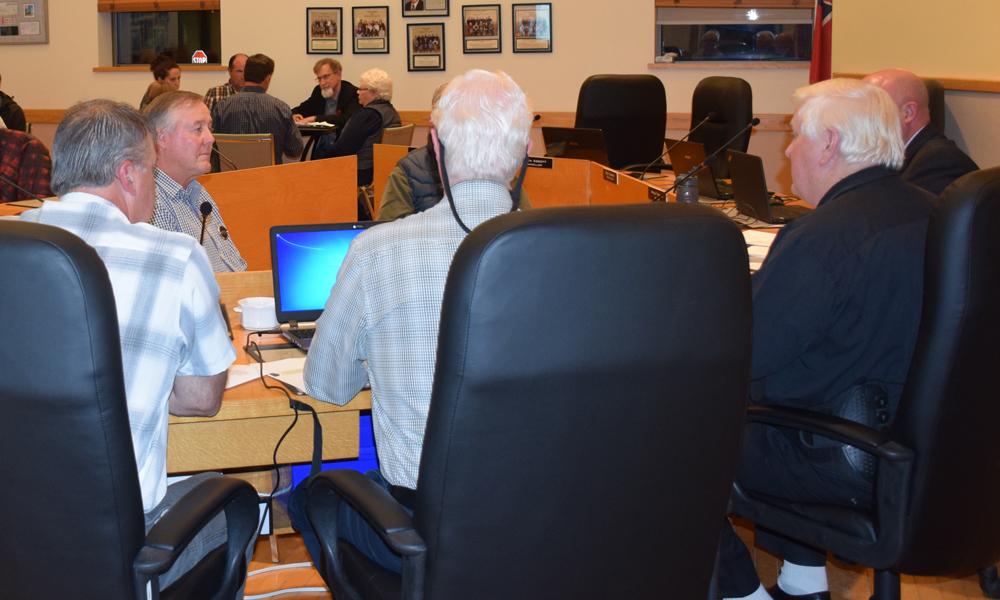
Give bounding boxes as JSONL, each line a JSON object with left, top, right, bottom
{"left": 168, "top": 372, "right": 227, "bottom": 417}
{"left": 294, "top": 115, "right": 316, "bottom": 124}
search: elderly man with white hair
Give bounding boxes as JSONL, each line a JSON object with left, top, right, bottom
{"left": 715, "top": 78, "right": 938, "bottom": 600}
{"left": 313, "top": 67, "right": 402, "bottom": 185}
{"left": 289, "top": 69, "right": 533, "bottom": 573}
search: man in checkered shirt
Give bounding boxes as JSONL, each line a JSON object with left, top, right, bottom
{"left": 20, "top": 99, "right": 247, "bottom": 591}
{"left": 291, "top": 69, "right": 533, "bottom": 573}
{"left": 203, "top": 53, "right": 247, "bottom": 112}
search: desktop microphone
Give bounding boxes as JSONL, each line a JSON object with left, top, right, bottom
{"left": 199, "top": 202, "right": 212, "bottom": 245}
{"left": 212, "top": 146, "right": 238, "bottom": 171}
{"left": 666, "top": 155, "right": 719, "bottom": 194}
{"left": 0, "top": 173, "right": 45, "bottom": 203}
{"left": 636, "top": 112, "right": 717, "bottom": 181}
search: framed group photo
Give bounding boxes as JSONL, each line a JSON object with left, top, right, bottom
{"left": 462, "top": 4, "right": 500, "bottom": 54}
{"left": 306, "top": 8, "right": 343, "bottom": 54}
{"left": 352, "top": 6, "right": 389, "bottom": 53}
{"left": 402, "top": 0, "right": 449, "bottom": 17}
{"left": 407, "top": 23, "right": 445, "bottom": 71}
{"left": 512, "top": 3, "right": 551, "bottom": 53}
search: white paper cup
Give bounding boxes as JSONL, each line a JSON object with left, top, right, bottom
{"left": 234, "top": 297, "right": 279, "bottom": 330}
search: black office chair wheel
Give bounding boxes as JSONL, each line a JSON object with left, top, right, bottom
{"left": 979, "top": 565, "right": 1000, "bottom": 598}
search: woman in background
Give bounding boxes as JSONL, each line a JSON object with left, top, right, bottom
{"left": 139, "top": 56, "right": 181, "bottom": 110}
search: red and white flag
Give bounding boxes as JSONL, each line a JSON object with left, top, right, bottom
{"left": 809, "top": 0, "right": 832, "bottom": 84}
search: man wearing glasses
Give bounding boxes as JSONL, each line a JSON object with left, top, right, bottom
{"left": 292, "top": 59, "right": 362, "bottom": 158}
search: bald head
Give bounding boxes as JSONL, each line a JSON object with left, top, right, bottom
{"left": 863, "top": 68, "right": 930, "bottom": 142}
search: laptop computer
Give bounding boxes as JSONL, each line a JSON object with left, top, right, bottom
{"left": 665, "top": 139, "right": 733, "bottom": 200}
{"left": 270, "top": 222, "right": 381, "bottom": 350}
{"left": 541, "top": 127, "right": 611, "bottom": 166}
{"left": 727, "top": 150, "right": 809, "bottom": 224}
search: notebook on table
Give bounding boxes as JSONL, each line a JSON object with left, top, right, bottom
{"left": 727, "top": 150, "right": 809, "bottom": 224}
{"left": 665, "top": 139, "right": 732, "bottom": 200}
{"left": 541, "top": 126, "right": 611, "bottom": 166}
{"left": 270, "top": 222, "right": 381, "bottom": 350}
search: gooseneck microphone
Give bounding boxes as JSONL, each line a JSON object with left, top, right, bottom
{"left": 199, "top": 202, "right": 212, "bottom": 245}
{"left": 212, "top": 146, "right": 238, "bottom": 171}
{"left": 0, "top": 173, "right": 45, "bottom": 203}
{"left": 666, "top": 117, "right": 760, "bottom": 194}
{"left": 637, "top": 111, "right": 717, "bottom": 181}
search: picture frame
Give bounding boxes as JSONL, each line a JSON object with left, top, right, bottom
{"left": 402, "top": 0, "right": 449, "bottom": 18}
{"left": 407, "top": 23, "right": 445, "bottom": 72}
{"left": 307, "top": 7, "right": 343, "bottom": 54}
{"left": 512, "top": 2, "right": 551, "bottom": 53}
{"left": 0, "top": 0, "right": 49, "bottom": 46}
{"left": 462, "top": 4, "right": 500, "bottom": 54}
{"left": 352, "top": 6, "right": 390, "bottom": 54}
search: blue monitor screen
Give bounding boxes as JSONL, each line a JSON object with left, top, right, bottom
{"left": 273, "top": 229, "right": 365, "bottom": 315}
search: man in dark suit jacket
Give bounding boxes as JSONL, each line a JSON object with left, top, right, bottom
{"left": 291, "top": 58, "right": 362, "bottom": 129}
{"left": 405, "top": 0, "right": 425, "bottom": 10}
{"left": 865, "top": 68, "right": 978, "bottom": 195}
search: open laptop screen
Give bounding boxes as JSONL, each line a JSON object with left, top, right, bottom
{"left": 270, "top": 222, "right": 379, "bottom": 324}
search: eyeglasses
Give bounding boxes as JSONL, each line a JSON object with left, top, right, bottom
{"left": 315, "top": 73, "right": 336, "bottom": 83}
{"left": 358, "top": 87, "right": 372, "bottom": 92}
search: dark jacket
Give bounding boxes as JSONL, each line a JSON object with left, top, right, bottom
{"left": 901, "top": 124, "right": 979, "bottom": 195}
{"left": 291, "top": 80, "right": 362, "bottom": 129}
{"left": 0, "top": 91, "right": 27, "bottom": 133}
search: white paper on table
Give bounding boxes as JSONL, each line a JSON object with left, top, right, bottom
{"left": 742, "top": 230, "right": 777, "bottom": 247}
{"left": 226, "top": 364, "right": 261, "bottom": 389}
{"left": 263, "top": 357, "right": 308, "bottom": 393}
{"left": 747, "top": 245, "right": 770, "bottom": 258}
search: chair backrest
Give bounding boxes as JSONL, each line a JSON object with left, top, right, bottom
{"left": 891, "top": 167, "right": 1000, "bottom": 574}
{"left": 688, "top": 76, "right": 753, "bottom": 179}
{"left": 0, "top": 128, "right": 53, "bottom": 202}
{"left": 214, "top": 133, "right": 276, "bottom": 172}
{"left": 574, "top": 74, "right": 667, "bottom": 170}
{"left": 380, "top": 123, "right": 415, "bottom": 146}
{"left": 923, "top": 78, "right": 946, "bottom": 135}
{"left": 415, "top": 203, "right": 752, "bottom": 599}
{"left": 0, "top": 221, "right": 145, "bottom": 599}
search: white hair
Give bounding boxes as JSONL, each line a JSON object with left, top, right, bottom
{"left": 360, "top": 68, "right": 393, "bottom": 101}
{"left": 792, "top": 78, "right": 905, "bottom": 170}
{"left": 431, "top": 69, "right": 533, "bottom": 185}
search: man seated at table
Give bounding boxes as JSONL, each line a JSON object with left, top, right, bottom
{"left": 863, "top": 68, "right": 978, "bottom": 195}
{"left": 312, "top": 67, "right": 401, "bottom": 185}
{"left": 146, "top": 91, "right": 247, "bottom": 273}
{"left": 204, "top": 53, "right": 247, "bottom": 112}
{"left": 290, "top": 69, "right": 534, "bottom": 572}
{"left": 377, "top": 84, "right": 531, "bottom": 221}
{"left": 292, "top": 58, "right": 362, "bottom": 158}
{"left": 20, "top": 99, "right": 247, "bottom": 590}
{"left": 715, "top": 78, "right": 937, "bottom": 600}
{"left": 211, "top": 53, "right": 304, "bottom": 164}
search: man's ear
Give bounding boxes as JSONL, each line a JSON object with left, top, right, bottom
{"left": 155, "top": 128, "right": 168, "bottom": 151}
{"left": 118, "top": 160, "right": 139, "bottom": 196}
{"left": 819, "top": 127, "right": 840, "bottom": 166}
{"left": 901, "top": 101, "right": 919, "bottom": 125}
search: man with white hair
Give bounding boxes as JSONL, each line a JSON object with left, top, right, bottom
{"left": 716, "top": 79, "right": 937, "bottom": 600}
{"left": 863, "top": 68, "right": 978, "bottom": 195}
{"left": 291, "top": 69, "right": 533, "bottom": 572}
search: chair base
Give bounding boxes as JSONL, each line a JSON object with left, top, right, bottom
{"left": 871, "top": 570, "right": 900, "bottom": 600}
{"left": 980, "top": 565, "right": 1000, "bottom": 598}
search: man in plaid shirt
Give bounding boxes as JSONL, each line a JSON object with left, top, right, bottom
{"left": 203, "top": 53, "right": 247, "bottom": 112}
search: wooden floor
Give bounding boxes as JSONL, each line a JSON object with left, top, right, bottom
{"left": 245, "top": 525, "right": 989, "bottom": 600}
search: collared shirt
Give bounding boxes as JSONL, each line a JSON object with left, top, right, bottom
{"left": 304, "top": 180, "right": 516, "bottom": 489}
{"left": 325, "top": 92, "right": 339, "bottom": 117}
{"left": 20, "top": 192, "right": 236, "bottom": 512}
{"left": 0, "top": 128, "right": 52, "bottom": 203}
{"left": 204, "top": 81, "right": 237, "bottom": 112}
{"left": 210, "top": 85, "right": 304, "bottom": 163}
{"left": 151, "top": 168, "right": 247, "bottom": 273}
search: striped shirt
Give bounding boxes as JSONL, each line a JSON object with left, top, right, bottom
{"left": 210, "top": 85, "right": 304, "bottom": 163}
{"left": 151, "top": 168, "right": 247, "bottom": 273}
{"left": 21, "top": 192, "right": 236, "bottom": 511}
{"left": 303, "top": 180, "right": 516, "bottom": 489}
{"left": 204, "top": 81, "right": 236, "bottom": 112}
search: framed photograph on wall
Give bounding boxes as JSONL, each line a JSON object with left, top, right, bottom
{"left": 462, "top": 4, "right": 500, "bottom": 54}
{"left": 407, "top": 23, "right": 445, "bottom": 71}
{"left": 0, "top": 0, "right": 49, "bottom": 46}
{"left": 352, "top": 6, "right": 390, "bottom": 54}
{"left": 307, "top": 8, "right": 343, "bottom": 54}
{"left": 512, "top": 3, "right": 551, "bottom": 53}
{"left": 402, "top": 0, "right": 449, "bottom": 18}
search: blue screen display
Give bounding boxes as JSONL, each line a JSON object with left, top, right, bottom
{"left": 274, "top": 229, "right": 365, "bottom": 313}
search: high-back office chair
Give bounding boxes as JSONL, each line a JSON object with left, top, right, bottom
{"left": 0, "top": 128, "right": 53, "bottom": 202}
{"left": 213, "top": 133, "right": 276, "bottom": 172}
{"left": 380, "top": 123, "right": 415, "bottom": 146}
{"left": 574, "top": 74, "right": 667, "bottom": 171}
{"left": 924, "top": 78, "right": 946, "bottom": 135}
{"left": 306, "top": 203, "right": 753, "bottom": 600}
{"left": 688, "top": 76, "right": 753, "bottom": 179}
{"left": 0, "top": 221, "right": 259, "bottom": 600}
{"left": 730, "top": 167, "right": 1000, "bottom": 600}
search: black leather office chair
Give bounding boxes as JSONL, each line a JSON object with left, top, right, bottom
{"left": 306, "top": 203, "right": 753, "bottom": 600}
{"left": 574, "top": 74, "right": 667, "bottom": 171}
{"left": 0, "top": 221, "right": 259, "bottom": 600}
{"left": 924, "top": 78, "right": 946, "bottom": 135}
{"left": 688, "top": 76, "right": 753, "bottom": 179}
{"left": 730, "top": 167, "right": 1000, "bottom": 600}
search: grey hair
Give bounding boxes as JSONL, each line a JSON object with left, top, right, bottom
{"left": 360, "top": 68, "right": 393, "bottom": 101}
{"left": 51, "top": 100, "right": 156, "bottom": 196}
{"left": 145, "top": 91, "right": 206, "bottom": 133}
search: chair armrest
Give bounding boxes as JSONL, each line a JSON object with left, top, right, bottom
{"left": 747, "top": 405, "right": 914, "bottom": 462}
{"left": 134, "top": 477, "right": 259, "bottom": 575}
{"left": 308, "top": 470, "right": 426, "bottom": 556}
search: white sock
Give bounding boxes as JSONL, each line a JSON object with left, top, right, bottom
{"left": 777, "top": 561, "right": 828, "bottom": 595}
{"left": 725, "top": 583, "right": 774, "bottom": 600}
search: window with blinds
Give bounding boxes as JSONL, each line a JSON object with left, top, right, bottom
{"left": 101, "top": 0, "right": 221, "bottom": 66}
{"left": 655, "top": 5, "right": 813, "bottom": 63}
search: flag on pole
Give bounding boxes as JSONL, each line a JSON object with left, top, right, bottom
{"left": 809, "top": 0, "right": 832, "bottom": 84}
